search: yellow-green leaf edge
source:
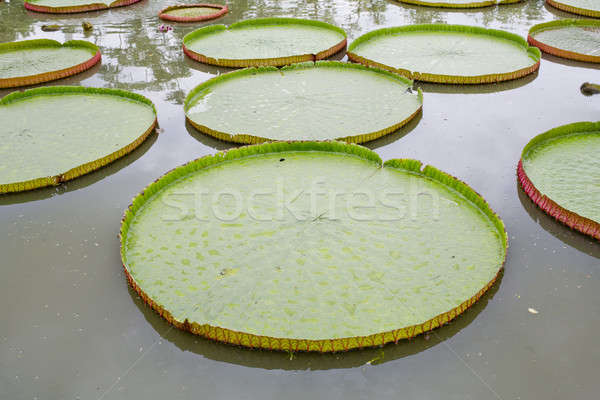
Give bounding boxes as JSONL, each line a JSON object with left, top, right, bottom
{"left": 182, "top": 17, "right": 348, "bottom": 67}
{"left": 347, "top": 24, "right": 541, "bottom": 84}
{"left": 119, "top": 141, "right": 508, "bottom": 352}
{"left": 0, "top": 86, "right": 157, "bottom": 194}
{"left": 184, "top": 60, "right": 423, "bottom": 144}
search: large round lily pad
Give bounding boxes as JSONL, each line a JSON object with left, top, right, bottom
{"left": 183, "top": 18, "right": 347, "bottom": 67}
{"left": 0, "top": 39, "right": 100, "bottom": 88}
{"left": 528, "top": 19, "right": 600, "bottom": 63}
{"left": 159, "top": 4, "right": 228, "bottom": 22}
{"left": 0, "top": 86, "right": 157, "bottom": 194}
{"left": 546, "top": 0, "right": 600, "bottom": 18}
{"left": 24, "top": 0, "right": 142, "bottom": 14}
{"left": 396, "top": 0, "right": 520, "bottom": 9}
{"left": 185, "top": 61, "right": 423, "bottom": 144}
{"left": 347, "top": 24, "right": 541, "bottom": 84}
{"left": 518, "top": 122, "right": 600, "bottom": 240}
{"left": 120, "top": 141, "right": 507, "bottom": 352}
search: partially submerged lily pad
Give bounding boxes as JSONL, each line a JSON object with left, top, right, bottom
{"left": 546, "top": 0, "right": 600, "bottom": 18}
{"left": 528, "top": 19, "right": 600, "bottom": 63}
{"left": 347, "top": 24, "right": 541, "bottom": 84}
{"left": 396, "top": 0, "right": 521, "bottom": 9}
{"left": 183, "top": 18, "right": 347, "bottom": 67}
{"left": 581, "top": 82, "right": 600, "bottom": 95}
{"left": 120, "top": 141, "right": 507, "bottom": 352}
{"left": 518, "top": 122, "right": 600, "bottom": 240}
{"left": 159, "top": 4, "right": 228, "bottom": 22}
{"left": 24, "top": 0, "right": 142, "bottom": 14}
{"left": 184, "top": 61, "right": 423, "bottom": 144}
{"left": 0, "top": 86, "right": 157, "bottom": 194}
{"left": 41, "top": 24, "right": 61, "bottom": 32}
{"left": 0, "top": 39, "right": 100, "bottom": 88}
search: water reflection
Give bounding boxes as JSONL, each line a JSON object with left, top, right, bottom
{"left": 540, "top": 53, "right": 600, "bottom": 71}
{"left": 185, "top": 56, "right": 237, "bottom": 77}
{"left": 131, "top": 270, "right": 503, "bottom": 370}
{"left": 416, "top": 70, "right": 538, "bottom": 94}
{"left": 517, "top": 181, "right": 600, "bottom": 259}
{"left": 95, "top": 19, "right": 194, "bottom": 95}
{"left": 2, "top": 0, "right": 555, "bottom": 106}
{"left": 363, "top": 110, "right": 422, "bottom": 149}
{"left": 185, "top": 120, "right": 241, "bottom": 151}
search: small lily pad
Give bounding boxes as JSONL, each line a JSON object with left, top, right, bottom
{"left": 518, "top": 122, "right": 600, "bottom": 240}
{"left": 528, "top": 19, "right": 600, "bottom": 63}
{"left": 0, "top": 39, "right": 100, "bottom": 88}
{"left": 348, "top": 24, "right": 540, "bottom": 84}
{"left": 0, "top": 86, "right": 157, "bottom": 194}
{"left": 184, "top": 61, "right": 423, "bottom": 144}
{"left": 183, "top": 17, "right": 347, "bottom": 67}
{"left": 159, "top": 4, "right": 228, "bottom": 22}
{"left": 120, "top": 141, "right": 507, "bottom": 352}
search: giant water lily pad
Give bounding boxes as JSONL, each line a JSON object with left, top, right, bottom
{"left": 348, "top": 24, "right": 541, "bottom": 84}
{"left": 0, "top": 39, "right": 100, "bottom": 88}
{"left": 518, "top": 122, "right": 600, "bottom": 240}
{"left": 546, "top": 0, "right": 600, "bottom": 18}
{"left": 120, "top": 141, "right": 507, "bottom": 352}
{"left": 183, "top": 18, "right": 347, "bottom": 67}
{"left": 0, "top": 86, "right": 156, "bottom": 194}
{"left": 24, "top": 0, "right": 142, "bottom": 14}
{"left": 397, "top": 0, "right": 520, "bottom": 9}
{"left": 528, "top": 19, "right": 600, "bottom": 63}
{"left": 159, "top": 4, "right": 228, "bottom": 22}
{"left": 185, "top": 61, "right": 423, "bottom": 144}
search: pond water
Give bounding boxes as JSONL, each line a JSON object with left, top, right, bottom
{"left": 1, "top": 1, "right": 599, "bottom": 399}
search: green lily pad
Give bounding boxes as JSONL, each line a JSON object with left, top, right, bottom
{"left": 183, "top": 18, "right": 347, "bottom": 67}
{"left": 546, "top": 0, "right": 600, "bottom": 18}
{"left": 397, "top": 0, "right": 520, "bottom": 9}
{"left": 0, "top": 86, "right": 156, "bottom": 194}
{"left": 518, "top": 122, "right": 600, "bottom": 240}
{"left": 0, "top": 39, "right": 100, "bottom": 88}
{"left": 184, "top": 61, "right": 423, "bottom": 144}
{"left": 120, "top": 141, "right": 507, "bottom": 352}
{"left": 528, "top": 19, "right": 600, "bottom": 63}
{"left": 348, "top": 24, "right": 541, "bottom": 84}
{"left": 159, "top": 4, "right": 228, "bottom": 22}
{"left": 24, "top": 0, "right": 141, "bottom": 13}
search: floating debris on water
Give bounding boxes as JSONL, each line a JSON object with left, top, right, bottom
{"left": 581, "top": 82, "right": 600, "bottom": 96}
{"left": 41, "top": 25, "right": 60, "bottom": 32}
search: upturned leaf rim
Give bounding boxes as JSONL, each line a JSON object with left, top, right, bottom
{"left": 120, "top": 140, "right": 508, "bottom": 352}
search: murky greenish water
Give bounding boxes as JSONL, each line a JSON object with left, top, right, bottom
{"left": 1, "top": 1, "right": 599, "bottom": 399}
